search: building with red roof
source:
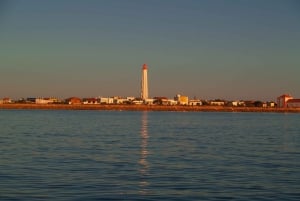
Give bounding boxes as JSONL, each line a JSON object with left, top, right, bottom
{"left": 277, "top": 94, "right": 300, "bottom": 108}
{"left": 65, "top": 97, "right": 82, "bottom": 105}
{"left": 287, "top": 99, "right": 300, "bottom": 108}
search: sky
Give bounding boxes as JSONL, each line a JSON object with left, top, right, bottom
{"left": 0, "top": 0, "right": 299, "bottom": 101}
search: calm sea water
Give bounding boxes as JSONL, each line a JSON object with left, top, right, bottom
{"left": 0, "top": 110, "right": 299, "bottom": 201}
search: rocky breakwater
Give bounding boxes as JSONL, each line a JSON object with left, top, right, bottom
{"left": 1, "top": 103, "right": 300, "bottom": 113}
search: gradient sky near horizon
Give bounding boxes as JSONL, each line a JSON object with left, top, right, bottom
{"left": 1, "top": 0, "right": 299, "bottom": 101}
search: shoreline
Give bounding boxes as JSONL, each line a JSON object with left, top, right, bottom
{"left": 1, "top": 104, "right": 300, "bottom": 113}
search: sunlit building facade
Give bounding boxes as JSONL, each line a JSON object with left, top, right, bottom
{"left": 141, "top": 64, "right": 149, "bottom": 100}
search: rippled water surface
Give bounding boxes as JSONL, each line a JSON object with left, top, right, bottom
{"left": 0, "top": 110, "right": 299, "bottom": 200}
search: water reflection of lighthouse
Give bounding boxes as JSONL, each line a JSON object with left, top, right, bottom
{"left": 139, "top": 112, "right": 149, "bottom": 194}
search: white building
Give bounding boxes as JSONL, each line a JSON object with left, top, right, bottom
{"left": 267, "top": 102, "right": 276, "bottom": 107}
{"left": 114, "top": 98, "right": 127, "bottom": 104}
{"left": 132, "top": 100, "right": 143, "bottom": 105}
{"left": 82, "top": 98, "right": 99, "bottom": 104}
{"left": 141, "top": 64, "right": 149, "bottom": 100}
{"left": 189, "top": 99, "right": 202, "bottom": 106}
{"left": 100, "top": 97, "right": 114, "bottom": 104}
{"left": 35, "top": 98, "right": 58, "bottom": 104}
{"left": 144, "top": 98, "right": 155, "bottom": 105}
{"left": 230, "top": 101, "right": 245, "bottom": 107}
{"left": 168, "top": 99, "right": 178, "bottom": 105}
{"left": 210, "top": 101, "right": 225, "bottom": 106}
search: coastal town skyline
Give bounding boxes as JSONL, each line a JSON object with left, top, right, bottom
{"left": 0, "top": 61, "right": 298, "bottom": 103}
{"left": 1, "top": 1, "right": 299, "bottom": 100}
{"left": 0, "top": 62, "right": 297, "bottom": 104}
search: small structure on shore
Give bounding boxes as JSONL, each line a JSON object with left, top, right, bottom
{"left": 66, "top": 97, "right": 82, "bottom": 105}
{"left": 82, "top": 98, "right": 99, "bottom": 104}
{"left": 175, "top": 94, "right": 189, "bottom": 105}
{"left": 189, "top": 99, "right": 202, "bottom": 106}
{"left": 0, "top": 97, "right": 12, "bottom": 104}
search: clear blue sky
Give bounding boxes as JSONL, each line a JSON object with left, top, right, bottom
{"left": 1, "top": 0, "right": 299, "bottom": 101}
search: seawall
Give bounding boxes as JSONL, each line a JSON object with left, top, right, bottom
{"left": 1, "top": 104, "right": 300, "bottom": 113}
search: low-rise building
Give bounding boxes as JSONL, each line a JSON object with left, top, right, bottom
{"left": 228, "top": 101, "right": 245, "bottom": 107}
{"left": 175, "top": 94, "right": 189, "bottom": 105}
{"left": 277, "top": 94, "right": 300, "bottom": 108}
{"left": 153, "top": 97, "right": 178, "bottom": 105}
{"left": 287, "top": 99, "right": 300, "bottom": 108}
{"left": 36, "top": 97, "right": 59, "bottom": 104}
{"left": 2, "top": 97, "right": 12, "bottom": 104}
{"left": 244, "top": 101, "right": 255, "bottom": 107}
{"left": 114, "top": 97, "right": 128, "bottom": 104}
{"left": 153, "top": 97, "right": 168, "bottom": 105}
{"left": 66, "top": 97, "right": 82, "bottom": 104}
{"left": 83, "top": 98, "right": 99, "bottom": 104}
{"left": 189, "top": 99, "right": 202, "bottom": 106}
{"left": 132, "top": 100, "right": 143, "bottom": 104}
{"left": 277, "top": 94, "right": 293, "bottom": 108}
{"left": 27, "top": 98, "right": 36, "bottom": 103}
{"left": 167, "top": 99, "right": 178, "bottom": 105}
{"left": 144, "top": 98, "right": 155, "bottom": 105}
{"left": 210, "top": 100, "right": 225, "bottom": 106}
{"left": 100, "top": 97, "right": 114, "bottom": 104}
{"left": 267, "top": 102, "right": 276, "bottom": 107}
{"left": 126, "top": 97, "right": 135, "bottom": 101}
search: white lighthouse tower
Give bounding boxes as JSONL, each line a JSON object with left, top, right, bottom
{"left": 141, "top": 64, "right": 149, "bottom": 100}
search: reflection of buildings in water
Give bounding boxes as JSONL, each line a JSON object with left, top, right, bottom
{"left": 139, "top": 112, "right": 149, "bottom": 194}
